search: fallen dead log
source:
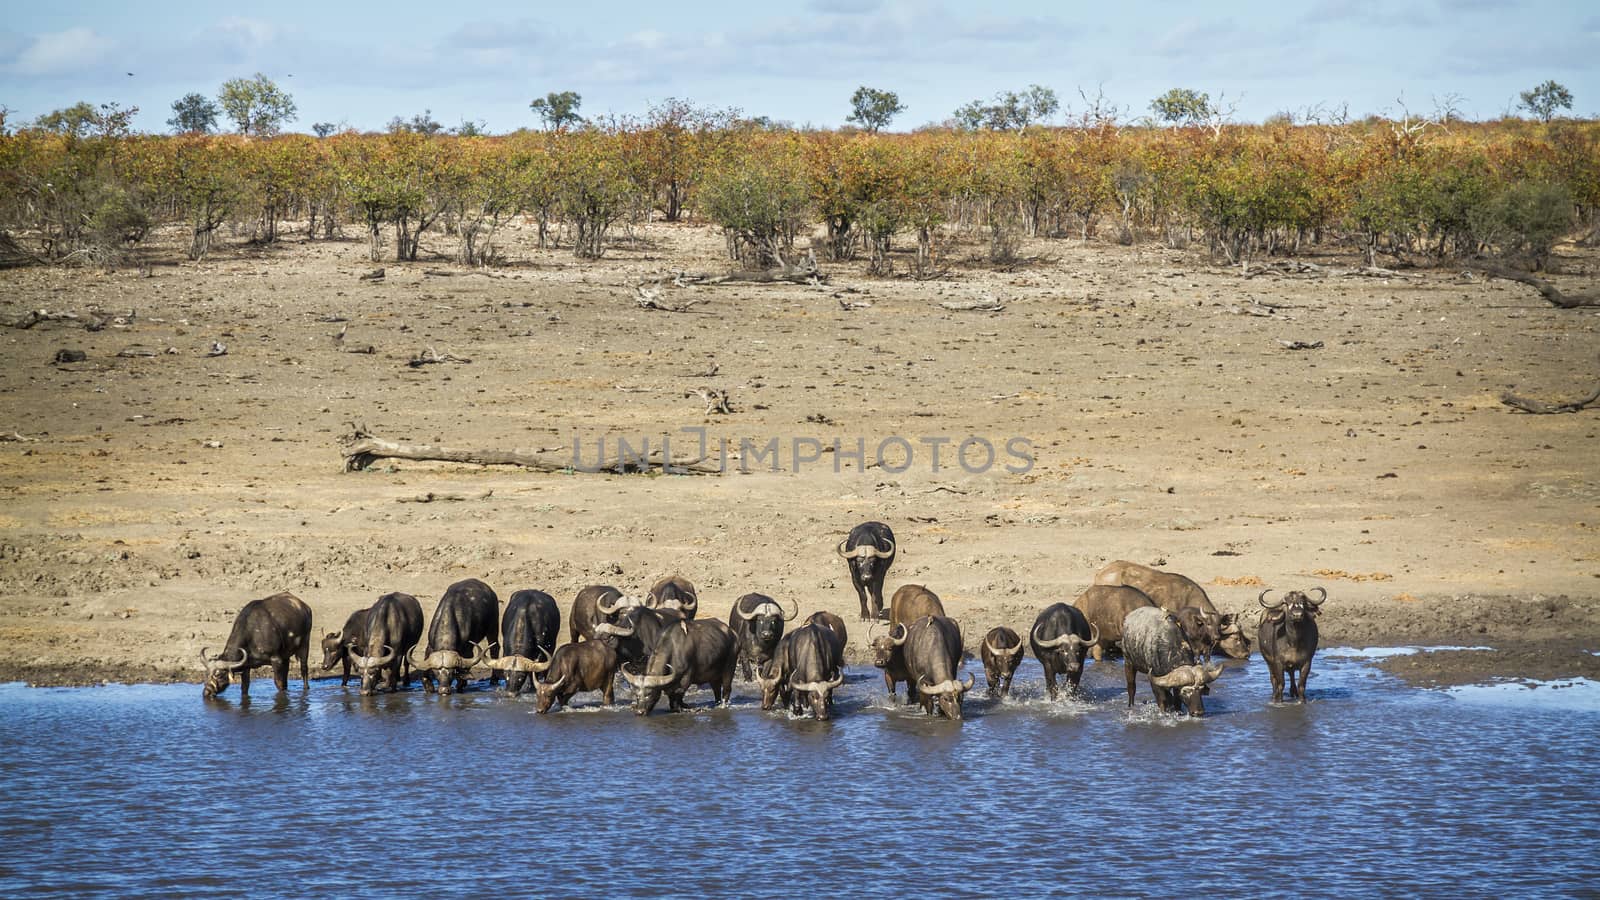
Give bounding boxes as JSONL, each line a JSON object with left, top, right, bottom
{"left": 1474, "top": 265, "right": 1600, "bottom": 309}
{"left": 397, "top": 489, "right": 495, "bottom": 503}
{"left": 672, "top": 252, "right": 826, "bottom": 286}
{"left": 408, "top": 347, "right": 471, "bottom": 367}
{"left": 939, "top": 298, "right": 1005, "bottom": 312}
{"left": 2, "top": 309, "right": 79, "bottom": 329}
{"left": 340, "top": 429, "right": 722, "bottom": 474}
{"left": 1500, "top": 383, "right": 1600, "bottom": 414}
{"left": 634, "top": 285, "right": 711, "bottom": 313}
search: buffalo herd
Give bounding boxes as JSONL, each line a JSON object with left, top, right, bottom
{"left": 200, "top": 520, "right": 1327, "bottom": 720}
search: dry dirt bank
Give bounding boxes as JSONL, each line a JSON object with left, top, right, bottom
{"left": 2, "top": 221, "right": 1597, "bottom": 689}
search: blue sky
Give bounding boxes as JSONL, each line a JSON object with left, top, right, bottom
{"left": 2, "top": 1, "right": 1596, "bottom": 132}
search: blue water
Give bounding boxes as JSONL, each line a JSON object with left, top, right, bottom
{"left": 0, "top": 653, "right": 1595, "bottom": 898}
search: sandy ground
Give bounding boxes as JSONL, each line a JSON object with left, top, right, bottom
{"left": 2, "top": 220, "right": 1597, "bottom": 690}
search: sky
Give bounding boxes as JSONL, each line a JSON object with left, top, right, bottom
{"left": 1, "top": 0, "right": 1597, "bottom": 133}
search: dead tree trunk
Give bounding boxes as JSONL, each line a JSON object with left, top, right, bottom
{"left": 1476, "top": 265, "right": 1600, "bottom": 309}
{"left": 339, "top": 429, "right": 722, "bottom": 474}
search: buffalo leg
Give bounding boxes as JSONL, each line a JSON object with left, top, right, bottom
{"left": 1298, "top": 658, "right": 1313, "bottom": 702}
{"left": 274, "top": 658, "right": 290, "bottom": 692}
{"left": 602, "top": 677, "right": 615, "bottom": 706}
{"left": 1266, "top": 658, "right": 1285, "bottom": 703}
{"left": 868, "top": 576, "right": 888, "bottom": 620}
{"left": 340, "top": 659, "right": 351, "bottom": 687}
{"left": 299, "top": 646, "right": 310, "bottom": 690}
{"left": 1124, "top": 662, "right": 1137, "bottom": 707}
{"left": 853, "top": 579, "right": 872, "bottom": 621}
{"left": 238, "top": 667, "right": 251, "bottom": 699}
{"left": 1043, "top": 663, "right": 1059, "bottom": 702}
{"left": 718, "top": 667, "right": 734, "bottom": 707}
{"left": 739, "top": 653, "right": 752, "bottom": 682}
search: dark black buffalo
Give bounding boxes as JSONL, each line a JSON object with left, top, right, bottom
{"left": 410, "top": 578, "right": 499, "bottom": 695}
{"left": 487, "top": 590, "right": 561, "bottom": 696}
{"left": 533, "top": 640, "right": 621, "bottom": 714}
{"left": 1029, "top": 603, "right": 1101, "bottom": 701}
{"left": 569, "top": 585, "right": 639, "bottom": 643}
{"left": 321, "top": 606, "right": 371, "bottom": 686}
{"left": 901, "top": 615, "right": 973, "bottom": 719}
{"left": 351, "top": 591, "right": 424, "bottom": 696}
{"left": 870, "top": 622, "right": 915, "bottom": 704}
{"left": 761, "top": 621, "right": 851, "bottom": 717}
{"left": 599, "top": 603, "right": 687, "bottom": 670}
{"left": 622, "top": 618, "right": 737, "bottom": 715}
{"left": 728, "top": 593, "right": 797, "bottom": 681}
{"left": 647, "top": 575, "right": 700, "bottom": 619}
{"left": 836, "top": 521, "right": 896, "bottom": 621}
{"left": 1258, "top": 588, "right": 1325, "bottom": 703}
{"left": 758, "top": 630, "right": 800, "bottom": 713}
{"left": 980, "top": 626, "right": 1026, "bottom": 699}
{"left": 201, "top": 592, "right": 313, "bottom": 699}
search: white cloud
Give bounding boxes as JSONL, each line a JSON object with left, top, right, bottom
{"left": 6, "top": 27, "right": 116, "bottom": 76}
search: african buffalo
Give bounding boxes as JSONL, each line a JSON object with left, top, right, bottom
{"left": 600, "top": 603, "right": 687, "bottom": 671}
{"left": 351, "top": 591, "right": 424, "bottom": 696}
{"left": 728, "top": 593, "right": 797, "bottom": 681}
{"left": 1121, "top": 605, "right": 1222, "bottom": 716}
{"left": 1029, "top": 603, "right": 1101, "bottom": 701}
{"left": 901, "top": 615, "right": 973, "bottom": 719}
{"left": 410, "top": 578, "right": 499, "bottom": 695}
{"left": 622, "top": 618, "right": 737, "bottom": 715}
{"left": 980, "top": 626, "right": 1026, "bottom": 699}
{"left": 889, "top": 583, "right": 944, "bottom": 629}
{"left": 760, "top": 622, "right": 844, "bottom": 720}
{"left": 647, "top": 575, "right": 700, "bottom": 619}
{"left": 569, "top": 585, "right": 639, "bottom": 644}
{"left": 1258, "top": 588, "right": 1324, "bottom": 703}
{"left": 1093, "top": 560, "right": 1250, "bottom": 658}
{"left": 533, "top": 640, "right": 621, "bottom": 714}
{"left": 837, "top": 521, "right": 896, "bottom": 621}
{"left": 487, "top": 590, "right": 561, "bottom": 696}
{"left": 201, "top": 592, "right": 313, "bottom": 699}
{"left": 870, "top": 622, "right": 915, "bottom": 704}
{"left": 321, "top": 606, "right": 371, "bottom": 686}
{"left": 805, "top": 610, "right": 848, "bottom": 649}
{"left": 1071, "top": 585, "right": 1155, "bottom": 661}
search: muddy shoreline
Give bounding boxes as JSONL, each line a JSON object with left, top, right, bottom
{"left": 3, "top": 592, "right": 1594, "bottom": 691}
{"left": 3, "top": 222, "right": 1597, "bottom": 695}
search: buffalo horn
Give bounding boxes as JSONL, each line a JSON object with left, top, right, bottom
{"left": 353, "top": 645, "right": 395, "bottom": 671}
{"left": 530, "top": 646, "right": 555, "bottom": 673}
{"left": 1151, "top": 665, "right": 1205, "bottom": 688}
{"left": 595, "top": 591, "right": 631, "bottom": 615}
{"left": 983, "top": 636, "right": 1025, "bottom": 658}
{"left": 792, "top": 670, "right": 845, "bottom": 694}
{"left": 1258, "top": 589, "right": 1283, "bottom": 610}
{"left": 487, "top": 655, "right": 539, "bottom": 673}
{"left": 409, "top": 644, "right": 433, "bottom": 671}
{"left": 1031, "top": 623, "right": 1074, "bottom": 650}
{"left": 620, "top": 664, "right": 676, "bottom": 690}
{"left": 1307, "top": 587, "right": 1327, "bottom": 606}
{"left": 889, "top": 623, "right": 908, "bottom": 646}
{"left": 593, "top": 620, "right": 636, "bottom": 638}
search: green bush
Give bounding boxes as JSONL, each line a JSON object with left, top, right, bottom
{"left": 1474, "top": 181, "right": 1572, "bottom": 268}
